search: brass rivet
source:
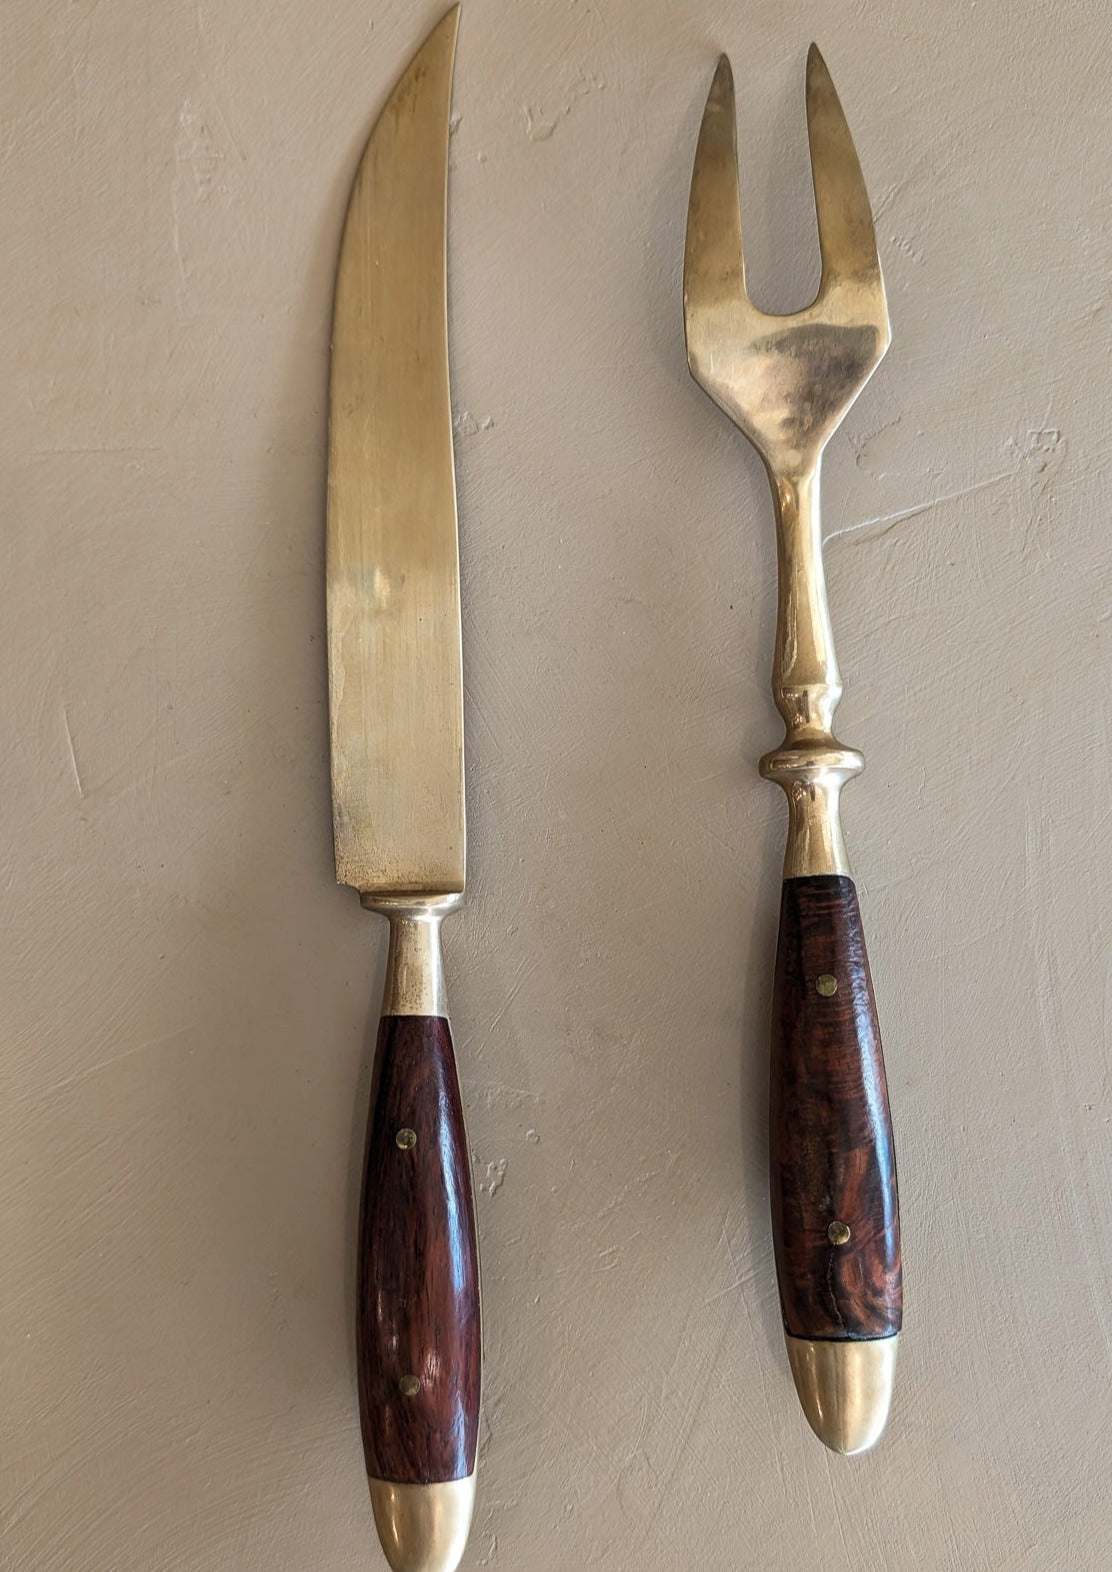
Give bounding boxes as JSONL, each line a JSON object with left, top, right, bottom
{"left": 396, "top": 1128, "right": 417, "bottom": 1150}
{"left": 399, "top": 1375, "right": 421, "bottom": 1397}
{"left": 816, "top": 974, "right": 838, "bottom": 997}
{"left": 828, "top": 1220, "right": 851, "bottom": 1246}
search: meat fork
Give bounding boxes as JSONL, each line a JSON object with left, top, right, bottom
{"left": 684, "top": 48, "right": 902, "bottom": 1453}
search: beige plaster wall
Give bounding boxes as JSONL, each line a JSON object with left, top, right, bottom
{"left": 3, "top": 1, "right": 1111, "bottom": 1567}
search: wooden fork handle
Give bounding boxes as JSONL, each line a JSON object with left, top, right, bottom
{"left": 769, "top": 874, "right": 901, "bottom": 1341}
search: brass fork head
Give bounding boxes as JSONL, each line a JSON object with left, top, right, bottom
{"left": 684, "top": 46, "right": 889, "bottom": 478}
{"left": 684, "top": 46, "right": 891, "bottom": 879}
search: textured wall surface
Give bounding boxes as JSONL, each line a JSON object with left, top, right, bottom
{"left": 3, "top": 1, "right": 1111, "bottom": 1568}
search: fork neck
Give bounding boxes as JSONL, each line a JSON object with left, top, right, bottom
{"left": 759, "top": 462, "right": 863, "bottom": 879}
{"left": 767, "top": 465, "right": 841, "bottom": 738}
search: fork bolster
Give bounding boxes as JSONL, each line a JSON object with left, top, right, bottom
{"left": 769, "top": 874, "right": 901, "bottom": 1343}
{"left": 759, "top": 744, "right": 862, "bottom": 877}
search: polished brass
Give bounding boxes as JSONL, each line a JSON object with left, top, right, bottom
{"left": 399, "top": 1375, "right": 422, "bottom": 1398}
{"left": 369, "top": 1476, "right": 476, "bottom": 1572}
{"left": 684, "top": 46, "right": 889, "bottom": 881}
{"left": 816, "top": 974, "right": 838, "bottom": 997}
{"left": 827, "top": 1221, "right": 851, "bottom": 1246}
{"left": 396, "top": 1128, "right": 418, "bottom": 1151}
{"left": 685, "top": 46, "right": 896, "bottom": 1449}
{"left": 785, "top": 1335, "right": 898, "bottom": 1455}
{"left": 328, "top": 5, "right": 465, "bottom": 900}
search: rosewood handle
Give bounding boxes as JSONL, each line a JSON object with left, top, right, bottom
{"left": 356, "top": 1013, "right": 481, "bottom": 1486}
{"left": 769, "top": 874, "right": 901, "bottom": 1342}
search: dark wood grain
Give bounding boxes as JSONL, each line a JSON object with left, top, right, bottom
{"left": 770, "top": 874, "right": 901, "bottom": 1341}
{"left": 357, "top": 1015, "right": 480, "bottom": 1483}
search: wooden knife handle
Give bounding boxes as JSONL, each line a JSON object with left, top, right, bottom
{"left": 356, "top": 1012, "right": 480, "bottom": 1484}
{"left": 769, "top": 874, "right": 901, "bottom": 1341}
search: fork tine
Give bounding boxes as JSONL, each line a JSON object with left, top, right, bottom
{"left": 684, "top": 56, "right": 748, "bottom": 323}
{"left": 805, "top": 44, "right": 885, "bottom": 300}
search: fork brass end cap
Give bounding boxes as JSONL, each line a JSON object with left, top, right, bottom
{"left": 785, "top": 1334, "right": 898, "bottom": 1455}
{"left": 369, "top": 1476, "right": 475, "bottom": 1572}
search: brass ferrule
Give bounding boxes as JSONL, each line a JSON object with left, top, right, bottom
{"left": 360, "top": 892, "right": 463, "bottom": 1016}
{"left": 785, "top": 1334, "right": 898, "bottom": 1455}
{"left": 759, "top": 745, "right": 862, "bottom": 878}
{"left": 369, "top": 1474, "right": 476, "bottom": 1572}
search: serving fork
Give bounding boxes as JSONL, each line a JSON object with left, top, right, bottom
{"left": 684, "top": 47, "right": 902, "bottom": 1453}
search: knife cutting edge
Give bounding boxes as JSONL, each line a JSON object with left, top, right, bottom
{"left": 327, "top": 9, "right": 480, "bottom": 1570}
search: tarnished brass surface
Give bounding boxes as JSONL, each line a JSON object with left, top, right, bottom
{"left": 684, "top": 47, "right": 890, "bottom": 879}
{"left": 362, "top": 892, "right": 463, "bottom": 1016}
{"left": 369, "top": 1476, "right": 476, "bottom": 1572}
{"left": 785, "top": 1336, "right": 898, "bottom": 1455}
{"left": 327, "top": 6, "right": 465, "bottom": 898}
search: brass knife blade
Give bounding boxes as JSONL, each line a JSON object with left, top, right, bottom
{"left": 327, "top": 6, "right": 464, "bottom": 898}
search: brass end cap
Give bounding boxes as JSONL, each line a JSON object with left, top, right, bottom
{"left": 369, "top": 1475, "right": 475, "bottom": 1572}
{"left": 785, "top": 1334, "right": 898, "bottom": 1455}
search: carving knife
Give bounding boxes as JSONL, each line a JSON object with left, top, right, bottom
{"left": 326, "top": 10, "right": 479, "bottom": 1570}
